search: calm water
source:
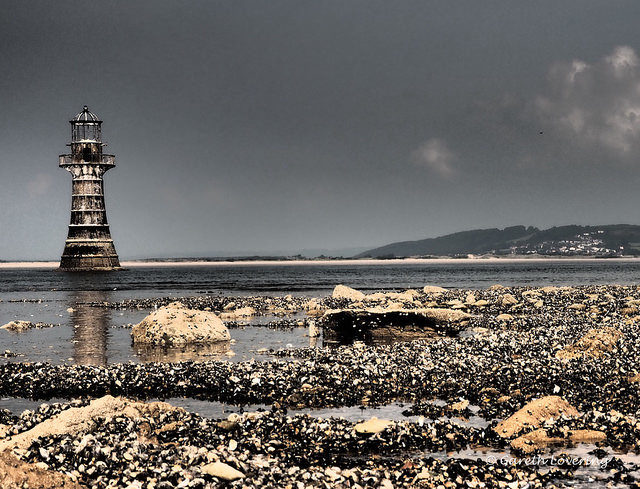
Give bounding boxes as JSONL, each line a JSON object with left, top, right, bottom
{"left": 2, "top": 259, "right": 640, "bottom": 296}
{"left": 0, "top": 260, "right": 639, "bottom": 367}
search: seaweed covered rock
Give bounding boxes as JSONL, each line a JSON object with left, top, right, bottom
{"left": 556, "top": 327, "right": 623, "bottom": 360}
{"left": 322, "top": 307, "right": 471, "bottom": 343}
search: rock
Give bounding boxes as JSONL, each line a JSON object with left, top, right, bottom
{"left": 131, "top": 301, "right": 230, "bottom": 345}
{"left": 511, "top": 428, "right": 606, "bottom": 453}
{"left": 628, "top": 373, "right": 640, "bottom": 383}
{"left": 220, "top": 306, "right": 256, "bottom": 320}
{"left": 354, "top": 417, "right": 394, "bottom": 434}
{"left": 472, "top": 300, "right": 489, "bottom": 307}
{"left": 392, "top": 289, "right": 421, "bottom": 302}
{"left": 322, "top": 307, "right": 471, "bottom": 343}
{"left": 1, "top": 321, "right": 36, "bottom": 332}
{"left": 0, "top": 451, "right": 84, "bottom": 489}
{"left": 306, "top": 308, "right": 325, "bottom": 318}
{"left": 493, "top": 396, "right": 579, "bottom": 439}
{"left": 556, "top": 327, "right": 623, "bottom": 360}
{"left": 217, "top": 420, "right": 238, "bottom": 431}
{"left": 500, "top": 294, "right": 519, "bottom": 306}
{"left": 367, "top": 290, "right": 419, "bottom": 303}
{"left": 496, "top": 314, "right": 513, "bottom": 322}
{"left": 568, "top": 303, "right": 586, "bottom": 310}
{"left": 232, "top": 306, "right": 255, "bottom": 317}
{"left": 540, "top": 286, "right": 561, "bottom": 293}
{"left": 379, "top": 479, "right": 394, "bottom": 489}
{"left": 569, "top": 429, "right": 607, "bottom": 444}
{"left": 423, "top": 285, "right": 447, "bottom": 294}
{"left": 332, "top": 284, "right": 366, "bottom": 301}
{"left": 488, "top": 284, "right": 505, "bottom": 290}
{"left": 201, "top": 461, "right": 245, "bottom": 481}
{"left": 448, "top": 399, "right": 469, "bottom": 412}
{"left": 308, "top": 322, "right": 320, "bottom": 338}
{"left": 472, "top": 327, "right": 489, "bottom": 335}
{"left": 364, "top": 292, "right": 387, "bottom": 301}
{"left": 305, "top": 299, "right": 325, "bottom": 317}
{"left": 621, "top": 306, "right": 638, "bottom": 316}
{"left": 0, "top": 395, "right": 180, "bottom": 452}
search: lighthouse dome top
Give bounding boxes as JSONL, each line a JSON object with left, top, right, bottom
{"left": 71, "top": 105, "right": 102, "bottom": 124}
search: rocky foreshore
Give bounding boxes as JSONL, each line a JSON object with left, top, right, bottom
{"left": 2, "top": 284, "right": 640, "bottom": 487}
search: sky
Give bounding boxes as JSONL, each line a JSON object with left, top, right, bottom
{"left": 3, "top": 1, "right": 640, "bottom": 259}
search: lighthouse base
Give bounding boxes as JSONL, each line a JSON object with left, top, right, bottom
{"left": 60, "top": 241, "right": 121, "bottom": 271}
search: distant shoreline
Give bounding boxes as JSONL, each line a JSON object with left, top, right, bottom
{"left": 1, "top": 256, "right": 640, "bottom": 269}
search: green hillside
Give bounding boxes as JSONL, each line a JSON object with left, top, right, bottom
{"left": 358, "top": 225, "right": 640, "bottom": 258}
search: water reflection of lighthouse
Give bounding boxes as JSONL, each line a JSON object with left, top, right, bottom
{"left": 68, "top": 290, "right": 111, "bottom": 365}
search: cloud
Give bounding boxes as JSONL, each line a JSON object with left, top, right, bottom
{"left": 27, "top": 173, "right": 53, "bottom": 197}
{"left": 410, "top": 138, "right": 457, "bottom": 178}
{"left": 534, "top": 45, "right": 640, "bottom": 157}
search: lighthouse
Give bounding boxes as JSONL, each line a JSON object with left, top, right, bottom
{"left": 59, "top": 106, "right": 121, "bottom": 271}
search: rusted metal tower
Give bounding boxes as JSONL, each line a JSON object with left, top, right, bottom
{"left": 59, "top": 106, "right": 121, "bottom": 271}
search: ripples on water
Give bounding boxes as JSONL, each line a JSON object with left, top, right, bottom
{"left": 1, "top": 259, "right": 640, "bottom": 296}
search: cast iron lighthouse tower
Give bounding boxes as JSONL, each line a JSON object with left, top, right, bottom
{"left": 59, "top": 106, "right": 120, "bottom": 271}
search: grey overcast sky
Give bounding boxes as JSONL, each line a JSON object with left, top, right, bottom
{"left": 3, "top": 1, "right": 640, "bottom": 259}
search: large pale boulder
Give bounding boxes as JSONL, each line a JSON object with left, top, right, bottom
{"left": 0, "top": 395, "right": 179, "bottom": 452}
{"left": 131, "top": 301, "right": 229, "bottom": 345}
{"left": 494, "top": 396, "right": 579, "bottom": 439}
{"left": 332, "top": 285, "right": 366, "bottom": 301}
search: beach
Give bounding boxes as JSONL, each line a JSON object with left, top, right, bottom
{"left": 1, "top": 277, "right": 640, "bottom": 488}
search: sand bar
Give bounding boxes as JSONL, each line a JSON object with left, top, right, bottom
{"left": 1, "top": 256, "right": 640, "bottom": 269}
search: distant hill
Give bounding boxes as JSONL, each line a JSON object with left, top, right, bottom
{"left": 357, "top": 224, "right": 640, "bottom": 258}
